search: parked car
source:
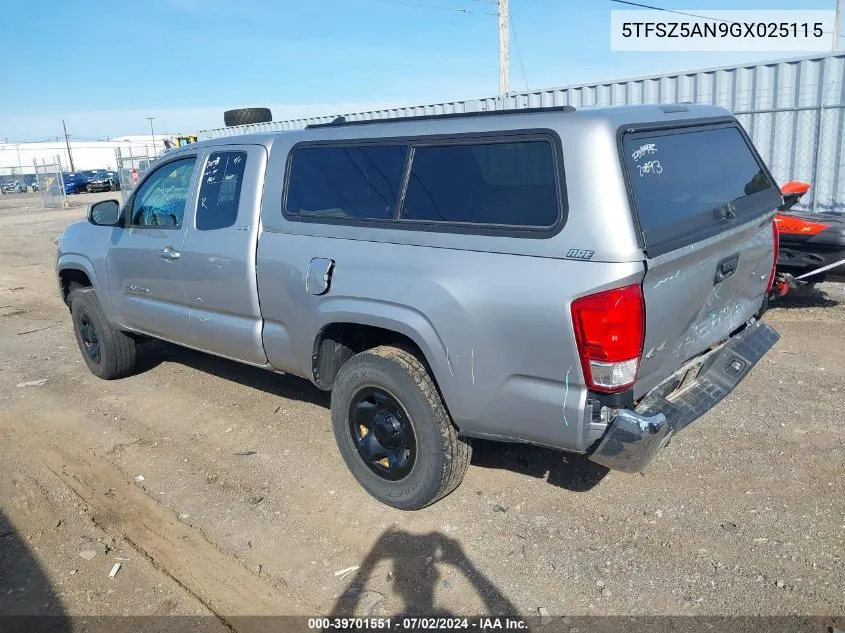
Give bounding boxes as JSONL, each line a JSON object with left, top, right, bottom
{"left": 62, "top": 173, "right": 89, "bottom": 194}
{"left": 56, "top": 104, "right": 781, "bottom": 509}
{"left": 86, "top": 173, "right": 117, "bottom": 193}
{"left": 0, "top": 180, "right": 26, "bottom": 194}
{"left": 23, "top": 174, "right": 37, "bottom": 188}
{"left": 83, "top": 168, "right": 108, "bottom": 182}
{"left": 107, "top": 170, "right": 121, "bottom": 190}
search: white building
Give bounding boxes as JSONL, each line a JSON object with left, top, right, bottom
{"left": 0, "top": 135, "right": 169, "bottom": 176}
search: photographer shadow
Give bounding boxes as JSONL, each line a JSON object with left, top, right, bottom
{"left": 0, "top": 510, "right": 70, "bottom": 632}
{"left": 330, "top": 528, "right": 519, "bottom": 619}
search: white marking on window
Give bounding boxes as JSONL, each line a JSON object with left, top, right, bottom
{"left": 631, "top": 143, "right": 658, "bottom": 162}
{"left": 638, "top": 160, "right": 663, "bottom": 177}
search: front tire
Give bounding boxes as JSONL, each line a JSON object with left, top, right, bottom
{"left": 70, "top": 289, "right": 136, "bottom": 379}
{"left": 330, "top": 346, "right": 471, "bottom": 510}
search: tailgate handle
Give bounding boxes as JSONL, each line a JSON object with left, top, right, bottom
{"left": 715, "top": 254, "right": 740, "bottom": 284}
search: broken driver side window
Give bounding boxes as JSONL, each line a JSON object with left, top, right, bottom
{"left": 196, "top": 151, "right": 248, "bottom": 231}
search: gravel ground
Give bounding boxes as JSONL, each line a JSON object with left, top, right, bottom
{"left": 0, "top": 194, "right": 842, "bottom": 625}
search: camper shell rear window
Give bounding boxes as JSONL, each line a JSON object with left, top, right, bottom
{"left": 621, "top": 122, "right": 781, "bottom": 257}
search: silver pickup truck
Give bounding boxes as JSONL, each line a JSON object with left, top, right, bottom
{"left": 57, "top": 104, "right": 781, "bottom": 509}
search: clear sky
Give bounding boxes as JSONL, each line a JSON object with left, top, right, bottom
{"left": 0, "top": 0, "right": 840, "bottom": 140}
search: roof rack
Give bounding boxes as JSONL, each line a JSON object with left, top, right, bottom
{"left": 304, "top": 105, "right": 576, "bottom": 129}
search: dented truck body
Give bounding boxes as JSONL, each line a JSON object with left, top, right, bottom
{"left": 57, "top": 103, "right": 780, "bottom": 505}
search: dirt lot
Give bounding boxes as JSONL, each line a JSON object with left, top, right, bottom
{"left": 0, "top": 191, "right": 843, "bottom": 626}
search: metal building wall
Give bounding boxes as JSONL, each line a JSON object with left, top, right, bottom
{"left": 199, "top": 53, "right": 845, "bottom": 211}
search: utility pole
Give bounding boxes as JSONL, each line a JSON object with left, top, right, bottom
{"left": 146, "top": 116, "right": 156, "bottom": 154}
{"left": 498, "top": 0, "right": 510, "bottom": 95}
{"left": 62, "top": 119, "right": 75, "bottom": 172}
{"left": 834, "top": 0, "right": 843, "bottom": 51}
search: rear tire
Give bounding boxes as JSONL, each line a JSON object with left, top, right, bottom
{"left": 70, "top": 289, "right": 136, "bottom": 380}
{"left": 223, "top": 107, "right": 272, "bottom": 127}
{"left": 330, "top": 345, "right": 471, "bottom": 510}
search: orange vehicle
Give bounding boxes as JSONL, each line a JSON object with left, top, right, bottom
{"left": 773, "top": 181, "right": 845, "bottom": 293}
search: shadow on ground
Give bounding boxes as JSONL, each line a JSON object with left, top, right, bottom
{"left": 138, "top": 342, "right": 608, "bottom": 492}
{"left": 330, "top": 528, "right": 518, "bottom": 618}
{"left": 0, "top": 510, "right": 70, "bottom": 630}
{"left": 771, "top": 283, "right": 840, "bottom": 309}
{"left": 137, "top": 340, "right": 330, "bottom": 408}
{"left": 471, "top": 439, "right": 608, "bottom": 491}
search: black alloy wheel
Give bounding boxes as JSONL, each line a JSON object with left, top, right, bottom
{"left": 77, "top": 311, "right": 101, "bottom": 364}
{"left": 348, "top": 387, "right": 416, "bottom": 481}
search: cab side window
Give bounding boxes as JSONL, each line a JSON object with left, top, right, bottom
{"left": 129, "top": 157, "right": 197, "bottom": 229}
{"left": 196, "top": 151, "right": 247, "bottom": 230}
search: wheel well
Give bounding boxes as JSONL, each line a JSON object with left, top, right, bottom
{"left": 59, "top": 269, "right": 92, "bottom": 306}
{"left": 312, "top": 323, "right": 429, "bottom": 390}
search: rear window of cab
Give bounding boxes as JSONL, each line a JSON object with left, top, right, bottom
{"left": 283, "top": 133, "right": 564, "bottom": 233}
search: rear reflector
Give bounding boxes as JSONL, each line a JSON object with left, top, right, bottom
{"left": 767, "top": 220, "right": 779, "bottom": 293}
{"left": 586, "top": 358, "right": 640, "bottom": 389}
{"left": 571, "top": 284, "right": 645, "bottom": 393}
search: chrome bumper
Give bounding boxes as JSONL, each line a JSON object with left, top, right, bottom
{"left": 588, "top": 320, "right": 780, "bottom": 473}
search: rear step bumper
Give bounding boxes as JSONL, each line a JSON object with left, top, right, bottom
{"left": 588, "top": 320, "right": 780, "bottom": 473}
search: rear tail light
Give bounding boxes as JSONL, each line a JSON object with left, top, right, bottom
{"left": 571, "top": 284, "right": 645, "bottom": 393}
{"left": 766, "top": 220, "right": 779, "bottom": 293}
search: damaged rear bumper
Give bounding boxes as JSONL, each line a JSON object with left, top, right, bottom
{"left": 588, "top": 319, "right": 780, "bottom": 473}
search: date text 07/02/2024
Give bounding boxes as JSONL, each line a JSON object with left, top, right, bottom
{"left": 307, "top": 617, "right": 529, "bottom": 631}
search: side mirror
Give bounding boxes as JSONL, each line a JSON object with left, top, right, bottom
{"left": 88, "top": 199, "right": 121, "bottom": 226}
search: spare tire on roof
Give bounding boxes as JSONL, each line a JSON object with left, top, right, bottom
{"left": 223, "top": 107, "right": 273, "bottom": 127}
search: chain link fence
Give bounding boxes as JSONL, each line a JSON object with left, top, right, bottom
{"left": 814, "top": 105, "right": 845, "bottom": 213}
{"left": 736, "top": 104, "right": 845, "bottom": 213}
{"left": 114, "top": 146, "right": 157, "bottom": 203}
{"left": 33, "top": 156, "right": 67, "bottom": 208}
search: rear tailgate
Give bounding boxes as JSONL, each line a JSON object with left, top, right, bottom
{"left": 621, "top": 121, "right": 782, "bottom": 397}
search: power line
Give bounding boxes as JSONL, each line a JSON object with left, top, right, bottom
{"left": 367, "top": 0, "right": 522, "bottom": 94}
{"left": 609, "top": 0, "right": 738, "bottom": 24}
{"left": 510, "top": 14, "right": 529, "bottom": 91}
{"left": 368, "top": 0, "right": 495, "bottom": 15}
